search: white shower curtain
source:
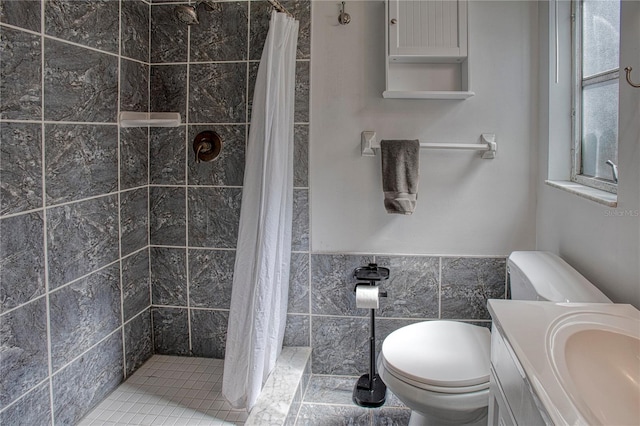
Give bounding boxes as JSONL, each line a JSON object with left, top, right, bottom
{"left": 221, "top": 11, "right": 299, "bottom": 411}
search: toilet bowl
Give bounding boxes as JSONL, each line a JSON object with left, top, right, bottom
{"left": 378, "top": 321, "right": 491, "bottom": 426}
{"left": 378, "top": 251, "right": 612, "bottom": 425}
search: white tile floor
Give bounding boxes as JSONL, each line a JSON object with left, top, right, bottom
{"left": 79, "top": 356, "right": 248, "bottom": 426}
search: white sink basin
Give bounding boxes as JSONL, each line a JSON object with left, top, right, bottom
{"left": 548, "top": 312, "right": 640, "bottom": 426}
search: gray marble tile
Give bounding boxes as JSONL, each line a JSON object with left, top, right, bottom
{"left": 52, "top": 332, "right": 123, "bottom": 425}
{"left": 44, "top": 38, "right": 118, "bottom": 122}
{"left": 189, "top": 62, "right": 246, "bottom": 124}
{"left": 284, "top": 313, "right": 309, "bottom": 347}
{"left": 190, "top": 1, "right": 247, "bottom": 62}
{"left": 310, "top": 254, "right": 374, "bottom": 316}
{"left": 0, "top": 381, "right": 51, "bottom": 426}
{"left": 302, "top": 375, "right": 358, "bottom": 405}
{"left": 151, "top": 247, "right": 187, "bottom": 306}
{"left": 190, "top": 309, "right": 228, "bottom": 359}
{"left": 46, "top": 195, "right": 119, "bottom": 289}
{"left": 152, "top": 307, "right": 190, "bottom": 355}
{"left": 125, "top": 309, "right": 153, "bottom": 377}
{"left": 291, "top": 0, "right": 311, "bottom": 60}
{"left": 120, "top": 59, "right": 149, "bottom": 113}
{"left": 120, "top": 188, "right": 149, "bottom": 257}
{"left": 122, "top": 249, "right": 150, "bottom": 322}
{"left": 150, "top": 64, "right": 187, "bottom": 118}
{"left": 49, "top": 264, "right": 121, "bottom": 371}
{"left": 120, "top": 127, "right": 148, "bottom": 190}
{"left": 188, "top": 187, "right": 242, "bottom": 248}
{"left": 0, "top": 122, "right": 42, "bottom": 215}
{"left": 247, "top": 61, "right": 259, "bottom": 120}
{"left": 441, "top": 257, "right": 507, "bottom": 320}
{"left": 0, "top": 298, "right": 48, "bottom": 408}
{"left": 0, "top": 0, "right": 41, "bottom": 32}
{"left": 311, "top": 316, "right": 369, "bottom": 375}
{"left": 294, "top": 125, "right": 308, "bottom": 188}
{"left": 292, "top": 189, "right": 309, "bottom": 251}
{"left": 288, "top": 252, "right": 309, "bottom": 314}
{"left": 295, "top": 404, "right": 371, "bottom": 426}
{"left": 295, "top": 61, "right": 309, "bottom": 123}
{"left": 149, "top": 186, "right": 186, "bottom": 246}
{"left": 150, "top": 126, "right": 186, "bottom": 185}
{"left": 45, "top": 0, "right": 119, "bottom": 53}
{"left": 121, "top": 0, "right": 150, "bottom": 62}
{"left": 373, "top": 408, "right": 412, "bottom": 425}
{"left": 0, "top": 212, "right": 45, "bottom": 313}
{"left": 0, "top": 27, "right": 41, "bottom": 120}
{"left": 248, "top": 0, "right": 270, "bottom": 61}
{"left": 150, "top": 3, "right": 187, "bottom": 63}
{"left": 302, "top": 374, "right": 406, "bottom": 409}
{"left": 249, "top": 0, "right": 310, "bottom": 61}
{"left": 187, "top": 125, "right": 246, "bottom": 186}
{"left": 374, "top": 256, "right": 439, "bottom": 319}
{"left": 188, "top": 249, "right": 235, "bottom": 309}
{"left": 44, "top": 124, "right": 118, "bottom": 204}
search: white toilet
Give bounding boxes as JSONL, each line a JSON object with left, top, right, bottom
{"left": 377, "top": 251, "right": 611, "bottom": 426}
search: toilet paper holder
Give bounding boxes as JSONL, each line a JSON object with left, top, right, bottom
{"left": 352, "top": 263, "right": 389, "bottom": 408}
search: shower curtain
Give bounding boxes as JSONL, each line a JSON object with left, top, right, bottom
{"left": 222, "top": 11, "right": 299, "bottom": 411}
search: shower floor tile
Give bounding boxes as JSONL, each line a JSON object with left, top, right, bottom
{"left": 79, "top": 355, "right": 248, "bottom": 426}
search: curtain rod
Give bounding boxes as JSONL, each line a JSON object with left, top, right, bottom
{"left": 266, "top": 0, "right": 294, "bottom": 18}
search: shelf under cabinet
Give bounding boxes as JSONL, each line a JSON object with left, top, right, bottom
{"left": 383, "top": 90, "right": 475, "bottom": 99}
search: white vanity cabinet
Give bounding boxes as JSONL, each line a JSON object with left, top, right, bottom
{"left": 488, "top": 326, "right": 551, "bottom": 426}
{"left": 384, "top": 0, "right": 473, "bottom": 99}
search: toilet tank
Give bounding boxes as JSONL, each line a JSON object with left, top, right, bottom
{"left": 507, "top": 251, "right": 612, "bottom": 303}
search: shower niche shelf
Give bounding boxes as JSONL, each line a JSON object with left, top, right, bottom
{"left": 119, "top": 112, "right": 181, "bottom": 128}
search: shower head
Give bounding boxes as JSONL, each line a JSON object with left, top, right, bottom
{"left": 175, "top": 1, "right": 216, "bottom": 25}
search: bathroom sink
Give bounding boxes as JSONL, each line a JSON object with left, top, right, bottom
{"left": 547, "top": 312, "right": 640, "bottom": 426}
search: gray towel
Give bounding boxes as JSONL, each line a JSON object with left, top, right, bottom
{"left": 380, "top": 139, "right": 420, "bottom": 215}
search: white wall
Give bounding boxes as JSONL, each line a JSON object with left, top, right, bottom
{"left": 536, "top": 1, "right": 640, "bottom": 308}
{"left": 310, "top": 1, "right": 539, "bottom": 255}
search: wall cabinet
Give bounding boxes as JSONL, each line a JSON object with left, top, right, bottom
{"left": 384, "top": 0, "right": 473, "bottom": 99}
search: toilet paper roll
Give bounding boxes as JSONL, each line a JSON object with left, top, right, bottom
{"left": 355, "top": 285, "right": 379, "bottom": 309}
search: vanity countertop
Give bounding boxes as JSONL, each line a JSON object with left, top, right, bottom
{"left": 488, "top": 300, "right": 640, "bottom": 426}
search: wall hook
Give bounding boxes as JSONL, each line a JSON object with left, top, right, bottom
{"left": 338, "top": 2, "right": 351, "bottom": 25}
{"left": 624, "top": 67, "right": 640, "bottom": 88}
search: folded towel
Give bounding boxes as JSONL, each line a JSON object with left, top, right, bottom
{"left": 380, "top": 139, "right": 420, "bottom": 215}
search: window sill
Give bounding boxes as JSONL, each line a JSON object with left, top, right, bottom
{"left": 545, "top": 180, "right": 618, "bottom": 207}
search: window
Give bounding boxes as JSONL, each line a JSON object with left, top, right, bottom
{"left": 572, "top": 0, "right": 620, "bottom": 193}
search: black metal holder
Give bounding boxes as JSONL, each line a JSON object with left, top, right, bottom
{"left": 352, "top": 264, "right": 389, "bottom": 408}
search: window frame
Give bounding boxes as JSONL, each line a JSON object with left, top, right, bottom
{"left": 571, "top": 0, "right": 619, "bottom": 194}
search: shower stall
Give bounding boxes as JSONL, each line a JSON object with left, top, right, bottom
{"left": 0, "top": 0, "right": 310, "bottom": 424}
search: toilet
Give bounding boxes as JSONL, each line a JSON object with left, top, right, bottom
{"left": 377, "top": 251, "right": 612, "bottom": 426}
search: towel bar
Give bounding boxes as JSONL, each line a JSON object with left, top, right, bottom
{"left": 361, "top": 131, "right": 496, "bottom": 159}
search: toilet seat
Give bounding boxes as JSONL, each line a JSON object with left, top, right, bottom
{"left": 380, "top": 321, "right": 491, "bottom": 394}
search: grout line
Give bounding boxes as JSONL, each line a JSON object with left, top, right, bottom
{"left": 185, "top": 15, "right": 193, "bottom": 354}
{"left": 150, "top": 244, "right": 236, "bottom": 251}
{"left": 49, "top": 326, "right": 124, "bottom": 378}
{"left": 0, "top": 192, "right": 119, "bottom": 220}
{"left": 40, "top": 0, "right": 55, "bottom": 420}
{"left": 438, "top": 257, "right": 442, "bottom": 319}
{"left": 117, "top": 0, "right": 128, "bottom": 379}
{"left": 147, "top": 0, "right": 154, "bottom": 355}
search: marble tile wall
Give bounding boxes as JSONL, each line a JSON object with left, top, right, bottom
{"left": 306, "top": 254, "right": 507, "bottom": 375}
{"left": 147, "top": 0, "right": 312, "bottom": 358}
{"left": 0, "top": 0, "right": 152, "bottom": 423}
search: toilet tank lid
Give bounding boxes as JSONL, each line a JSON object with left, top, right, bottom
{"left": 507, "top": 251, "right": 612, "bottom": 303}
